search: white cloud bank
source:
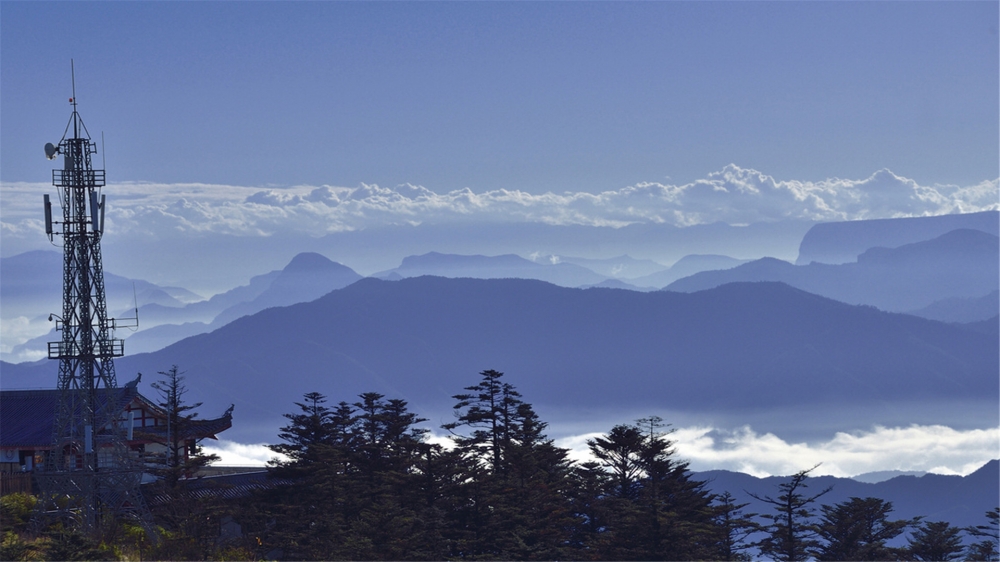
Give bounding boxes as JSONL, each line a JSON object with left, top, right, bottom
{"left": 555, "top": 424, "right": 1000, "bottom": 478}
{"left": 3, "top": 165, "right": 997, "bottom": 242}
{"left": 204, "top": 423, "right": 999, "bottom": 479}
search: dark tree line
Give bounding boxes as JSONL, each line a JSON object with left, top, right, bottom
{"left": 237, "top": 369, "right": 998, "bottom": 561}
{"left": 3, "top": 368, "right": 994, "bottom": 561}
{"left": 242, "top": 370, "right": 730, "bottom": 560}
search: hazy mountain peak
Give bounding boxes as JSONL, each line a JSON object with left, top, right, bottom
{"left": 272, "top": 254, "right": 360, "bottom": 284}
{"left": 282, "top": 252, "right": 342, "bottom": 273}
{"left": 1, "top": 249, "right": 60, "bottom": 268}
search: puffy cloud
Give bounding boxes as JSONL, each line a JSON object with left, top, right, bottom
{"left": 554, "top": 424, "right": 1000, "bottom": 478}
{"left": 1, "top": 166, "right": 996, "bottom": 241}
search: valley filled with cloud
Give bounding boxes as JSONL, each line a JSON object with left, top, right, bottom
{"left": 204, "top": 423, "right": 999, "bottom": 479}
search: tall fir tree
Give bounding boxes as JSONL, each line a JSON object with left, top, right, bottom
{"left": 711, "top": 491, "right": 762, "bottom": 561}
{"left": 587, "top": 423, "right": 646, "bottom": 500}
{"left": 443, "top": 370, "right": 578, "bottom": 559}
{"left": 811, "top": 497, "right": 912, "bottom": 561}
{"left": 144, "top": 365, "right": 228, "bottom": 560}
{"left": 147, "top": 365, "right": 221, "bottom": 488}
{"left": 587, "top": 417, "right": 717, "bottom": 561}
{"left": 261, "top": 392, "right": 452, "bottom": 560}
{"left": 444, "top": 369, "right": 522, "bottom": 476}
{"left": 749, "top": 465, "right": 831, "bottom": 562}
{"left": 268, "top": 391, "right": 337, "bottom": 474}
{"left": 907, "top": 520, "right": 966, "bottom": 561}
{"left": 965, "top": 507, "right": 1000, "bottom": 561}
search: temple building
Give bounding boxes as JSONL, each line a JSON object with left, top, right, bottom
{"left": 0, "top": 376, "right": 232, "bottom": 481}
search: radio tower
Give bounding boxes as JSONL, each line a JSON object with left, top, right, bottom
{"left": 34, "top": 63, "right": 150, "bottom": 536}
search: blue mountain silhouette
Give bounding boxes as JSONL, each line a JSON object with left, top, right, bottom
{"left": 3, "top": 277, "right": 994, "bottom": 445}
{"left": 668, "top": 229, "right": 999, "bottom": 313}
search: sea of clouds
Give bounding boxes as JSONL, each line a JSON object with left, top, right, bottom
{"left": 203, "top": 423, "right": 999, "bottom": 479}
{"left": 2, "top": 165, "right": 997, "bottom": 244}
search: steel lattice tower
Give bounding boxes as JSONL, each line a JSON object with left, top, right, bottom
{"left": 34, "top": 68, "right": 152, "bottom": 536}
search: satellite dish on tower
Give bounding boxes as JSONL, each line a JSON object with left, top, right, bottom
{"left": 44, "top": 143, "right": 59, "bottom": 160}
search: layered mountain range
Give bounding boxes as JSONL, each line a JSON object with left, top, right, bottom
{"left": 667, "top": 228, "right": 999, "bottom": 314}
{"left": 2, "top": 211, "right": 997, "bottom": 447}
{"left": 3, "top": 212, "right": 996, "bottom": 363}
{"left": 3, "top": 275, "right": 995, "bottom": 445}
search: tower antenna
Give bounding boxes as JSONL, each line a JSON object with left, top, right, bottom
{"left": 70, "top": 60, "right": 78, "bottom": 139}
{"left": 33, "top": 63, "right": 151, "bottom": 539}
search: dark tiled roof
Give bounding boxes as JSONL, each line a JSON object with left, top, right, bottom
{"left": 132, "top": 415, "right": 233, "bottom": 443}
{"left": 0, "top": 386, "right": 231, "bottom": 449}
{"left": 144, "top": 470, "right": 291, "bottom": 505}
{"left": 1, "top": 387, "right": 136, "bottom": 449}
{"left": 0, "top": 389, "right": 66, "bottom": 449}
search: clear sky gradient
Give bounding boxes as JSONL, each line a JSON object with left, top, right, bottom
{"left": 2, "top": 2, "right": 997, "bottom": 194}
{"left": 2, "top": 3, "right": 998, "bottom": 477}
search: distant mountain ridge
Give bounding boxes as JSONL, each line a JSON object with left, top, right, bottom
{"left": 4, "top": 213, "right": 997, "bottom": 363}
{"left": 908, "top": 291, "right": 999, "bottom": 324}
{"left": 698, "top": 459, "right": 999, "bottom": 544}
{"left": 373, "top": 251, "right": 757, "bottom": 291}
{"left": 796, "top": 210, "right": 999, "bottom": 265}
{"left": 3, "top": 252, "right": 362, "bottom": 360}
{"left": 667, "top": 229, "right": 999, "bottom": 313}
{"left": 1, "top": 250, "right": 210, "bottom": 362}
{"left": 0, "top": 250, "right": 199, "bottom": 320}
{"left": 851, "top": 470, "right": 927, "bottom": 484}
{"left": 545, "top": 254, "right": 668, "bottom": 280}
{"left": 631, "top": 254, "right": 751, "bottom": 288}
{"left": 122, "top": 253, "right": 361, "bottom": 354}
{"left": 3, "top": 276, "right": 993, "bottom": 445}
{"left": 211, "top": 252, "right": 362, "bottom": 326}
{"left": 375, "top": 251, "right": 610, "bottom": 287}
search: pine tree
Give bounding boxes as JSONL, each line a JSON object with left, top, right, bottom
{"left": 443, "top": 369, "right": 578, "bottom": 559}
{"left": 261, "top": 393, "right": 353, "bottom": 559}
{"left": 587, "top": 423, "right": 646, "bottom": 500}
{"left": 907, "top": 520, "right": 966, "bottom": 561}
{"left": 262, "top": 391, "right": 450, "bottom": 560}
{"left": 148, "top": 365, "right": 221, "bottom": 488}
{"left": 965, "top": 507, "right": 999, "bottom": 561}
{"left": 143, "top": 366, "right": 232, "bottom": 559}
{"left": 268, "top": 391, "right": 337, "bottom": 474}
{"left": 443, "top": 369, "right": 523, "bottom": 476}
{"left": 586, "top": 417, "right": 716, "bottom": 560}
{"left": 811, "top": 497, "right": 912, "bottom": 561}
{"left": 749, "top": 465, "right": 831, "bottom": 562}
{"left": 566, "top": 460, "right": 612, "bottom": 553}
{"left": 711, "top": 491, "right": 762, "bottom": 561}
{"left": 348, "top": 393, "right": 440, "bottom": 560}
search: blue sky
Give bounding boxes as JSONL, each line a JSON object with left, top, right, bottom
{"left": 2, "top": 2, "right": 998, "bottom": 475}
{"left": 2, "top": 1, "right": 997, "bottom": 194}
